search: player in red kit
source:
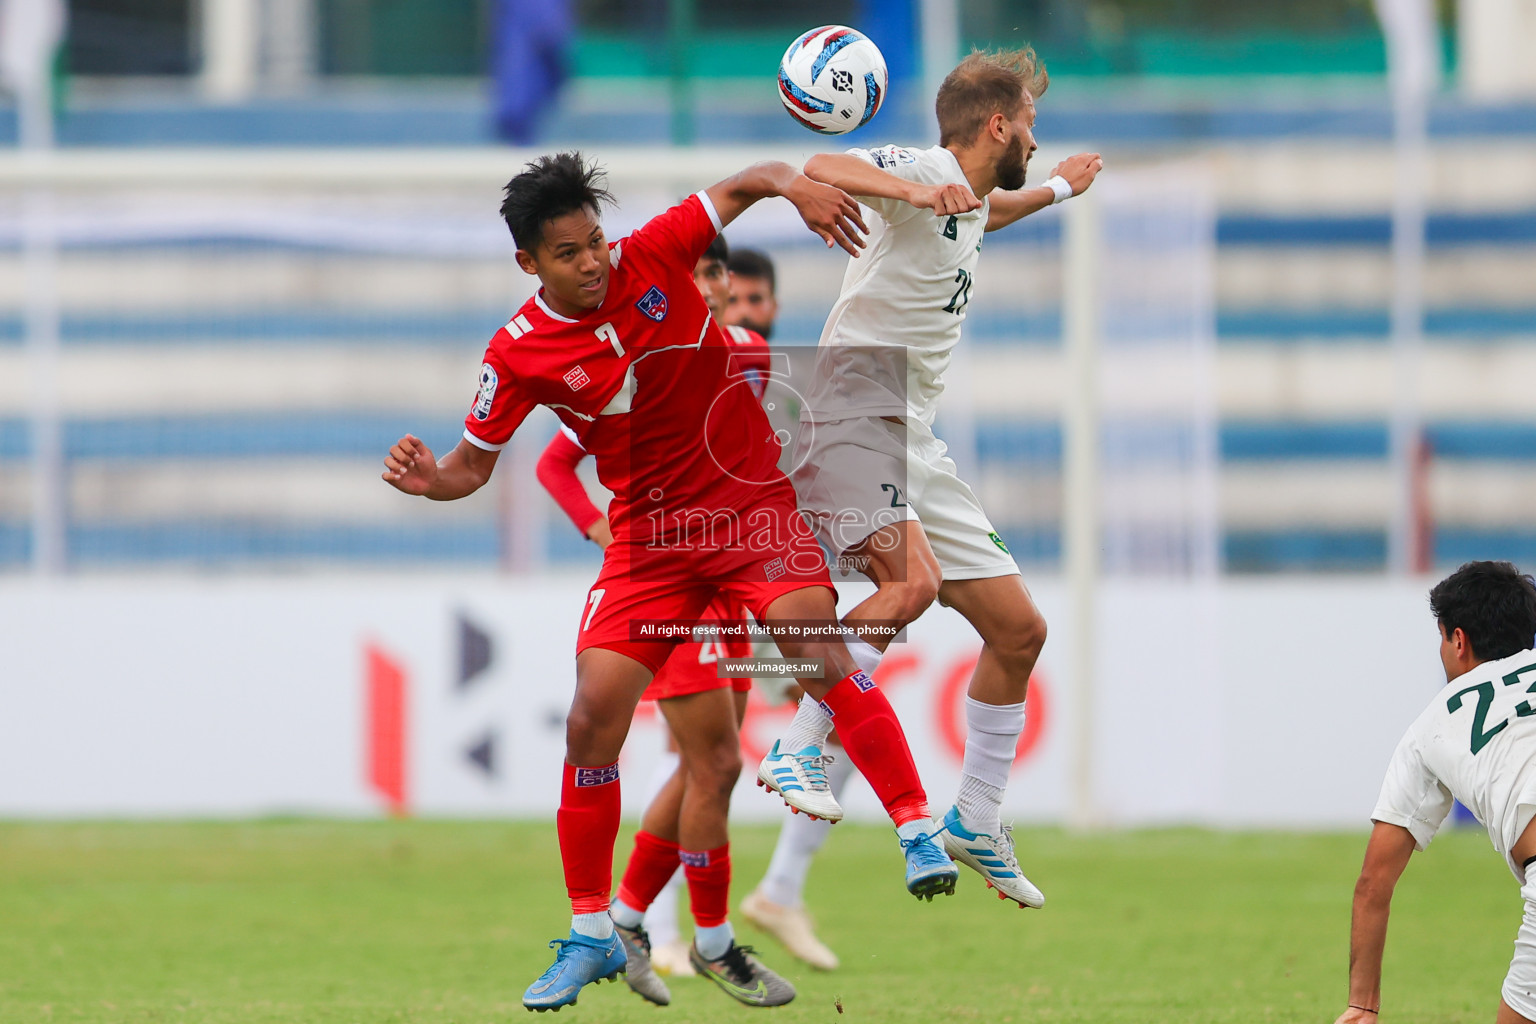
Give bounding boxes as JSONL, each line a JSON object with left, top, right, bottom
{"left": 382, "top": 152, "right": 957, "bottom": 1013}
{"left": 534, "top": 231, "right": 783, "bottom": 1007}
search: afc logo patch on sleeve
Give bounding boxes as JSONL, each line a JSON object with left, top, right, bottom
{"left": 472, "top": 363, "right": 498, "bottom": 420}
{"left": 870, "top": 145, "right": 917, "bottom": 169}
{"left": 636, "top": 286, "right": 669, "bottom": 322}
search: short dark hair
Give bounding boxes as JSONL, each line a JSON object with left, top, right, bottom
{"left": 727, "top": 248, "right": 776, "bottom": 292}
{"left": 703, "top": 232, "right": 729, "bottom": 265}
{"left": 1429, "top": 560, "right": 1536, "bottom": 662}
{"left": 936, "top": 48, "right": 1048, "bottom": 148}
{"left": 500, "top": 151, "right": 615, "bottom": 253}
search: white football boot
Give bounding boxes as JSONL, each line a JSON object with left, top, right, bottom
{"left": 939, "top": 805, "right": 1045, "bottom": 909}
{"left": 755, "top": 741, "right": 844, "bottom": 822}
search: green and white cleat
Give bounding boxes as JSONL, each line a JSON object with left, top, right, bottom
{"left": 755, "top": 741, "right": 844, "bottom": 822}
{"left": 613, "top": 922, "right": 670, "bottom": 1005}
{"left": 689, "top": 942, "right": 796, "bottom": 1007}
{"left": 940, "top": 805, "right": 1045, "bottom": 909}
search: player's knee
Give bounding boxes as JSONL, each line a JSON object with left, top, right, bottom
{"left": 996, "top": 607, "right": 1047, "bottom": 671}
{"left": 688, "top": 740, "right": 742, "bottom": 797}
{"left": 564, "top": 702, "right": 616, "bottom": 762}
{"left": 882, "top": 572, "right": 939, "bottom": 623}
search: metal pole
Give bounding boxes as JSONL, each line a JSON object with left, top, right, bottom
{"left": 918, "top": 0, "right": 959, "bottom": 139}
{"left": 1062, "top": 192, "right": 1101, "bottom": 829}
{"left": 1376, "top": 0, "right": 1435, "bottom": 575}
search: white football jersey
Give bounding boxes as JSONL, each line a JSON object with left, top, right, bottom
{"left": 801, "top": 144, "right": 988, "bottom": 427}
{"left": 1373, "top": 647, "right": 1536, "bottom": 881}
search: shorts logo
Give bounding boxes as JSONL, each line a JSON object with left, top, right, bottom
{"left": 850, "top": 670, "right": 876, "bottom": 693}
{"left": 764, "top": 557, "right": 786, "bottom": 581}
{"left": 988, "top": 531, "right": 1011, "bottom": 554}
{"left": 679, "top": 849, "right": 710, "bottom": 867}
{"left": 636, "top": 286, "right": 668, "bottom": 322}
{"left": 563, "top": 366, "right": 591, "bottom": 391}
{"left": 818, "top": 700, "right": 835, "bottom": 718}
{"left": 472, "top": 362, "right": 498, "bottom": 421}
{"left": 574, "top": 763, "right": 620, "bottom": 787}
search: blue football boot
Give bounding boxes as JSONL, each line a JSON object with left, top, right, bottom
{"left": 522, "top": 929, "right": 626, "bottom": 1012}
{"left": 900, "top": 822, "right": 959, "bottom": 901}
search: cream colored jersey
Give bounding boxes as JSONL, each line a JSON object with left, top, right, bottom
{"left": 1372, "top": 647, "right": 1536, "bottom": 881}
{"left": 801, "top": 144, "right": 988, "bottom": 427}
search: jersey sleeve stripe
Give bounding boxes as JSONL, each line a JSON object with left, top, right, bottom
{"left": 462, "top": 428, "right": 506, "bottom": 452}
{"left": 695, "top": 190, "right": 723, "bottom": 233}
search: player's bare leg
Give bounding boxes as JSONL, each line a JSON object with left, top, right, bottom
{"left": 932, "top": 572, "right": 1048, "bottom": 908}
{"left": 773, "top": 522, "right": 937, "bottom": 776}
{"left": 757, "top": 584, "right": 957, "bottom": 900}
{"left": 1498, "top": 1000, "right": 1534, "bottom": 1024}
{"left": 611, "top": 686, "right": 741, "bottom": 1006}
{"left": 524, "top": 648, "right": 652, "bottom": 1012}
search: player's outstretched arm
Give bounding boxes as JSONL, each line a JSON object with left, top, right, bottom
{"left": 987, "top": 152, "right": 1104, "bottom": 232}
{"left": 382, "top": 434, "right": 499, "bottom": 501}
{"left": 804, "top": 152, "right": 980, "bottom": 217}
{"left": 705, "top": 161, "right": 869, "bottom": 256}
{"left": 1333, "top": 822, "right": 1415, "bottom": 1024}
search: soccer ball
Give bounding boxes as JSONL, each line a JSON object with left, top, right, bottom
{"left": 777, "top": 26, "right": 888, "bottom": 135}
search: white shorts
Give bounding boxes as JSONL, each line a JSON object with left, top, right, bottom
{"left": 790, "top": 415, "right": 1019, "bottom": 582}
{"left": 1507, "top": 877, "right": 1536, "bottom": 1020}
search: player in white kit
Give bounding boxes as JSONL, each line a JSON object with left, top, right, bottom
{"left": 1335, "top": 561, "right": 1536, "bottom": 1024}
{"left": 753, "top": 48, "right": 1102, "bottom": 908}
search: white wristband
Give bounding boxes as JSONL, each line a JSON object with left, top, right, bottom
{"left": 1044, "top": 175, "right": 1073, "bottom": 204}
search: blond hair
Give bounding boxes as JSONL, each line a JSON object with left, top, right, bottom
{"left": 935, "top": 48, "right": 1049, "bottom": 147}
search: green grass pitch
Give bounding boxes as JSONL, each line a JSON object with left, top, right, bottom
{"left": 0, "top": 820, "right": 1516, "bottom": 1022}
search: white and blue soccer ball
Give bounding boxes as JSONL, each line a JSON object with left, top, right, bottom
{"left": 777, "top": 25, "right": 888, "bottom": 135}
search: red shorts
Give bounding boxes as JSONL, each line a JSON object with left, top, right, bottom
{"left": 576, "top": 489, "right": 833, "bottom": 675}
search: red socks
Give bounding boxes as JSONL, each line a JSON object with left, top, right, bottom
{"left": 681, "top": 844, "right": 731, "bottom": 928}
{"left": 616, "top": 830, "right": 681, "bottom": 913}
{"left": 557, "top": 761, "right": 622, "bottom": 915}
{"left": 820, "top": 671, "right": 931, "bottom": 826}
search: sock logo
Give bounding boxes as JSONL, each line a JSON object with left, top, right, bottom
{"left": 851, "top": 670, "right": 876, "bottom": 693}
{"left": 679, "top": 849, "right": 711, "bottom": 867}
{"left": 818, "top": 700, "right": 835, "bottom": 718}
{"left": 574, "top": 763, "right": 620, "bottom": 787}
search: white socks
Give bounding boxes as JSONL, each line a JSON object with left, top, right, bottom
{"left": 694, "top": 921, "right": 734, "bottom": 960}
{"left": 895, "top": 818, "right": 940, "bottom": 843}
{"left": 759, "top": 752, "right": 856, "bottom": 907}
{"left": 781, "top": 693, "right": 835, "bottom": 752}
{"left": 845, "top": 635, "right": 884, "bottom": 676}
{"left": 957, "top": 696, "right": 1025, "bottom": 836}
{"left": 780, "top": 634, "right": 885, "bottom": 753}
{"left": 609, "top": 897, "right": 644, "bottom": 930}
{"left": 572, "top": 911, "right": 614, "bottom": 940}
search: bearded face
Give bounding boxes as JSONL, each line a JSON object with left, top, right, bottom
{"left": 996, "top": 130, "right": 1028, "bottom": 191}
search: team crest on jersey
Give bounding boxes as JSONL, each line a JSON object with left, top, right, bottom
{"left": 636, "top": 286, "right": 668, "bottom": 322}
{"left": 472, "top": 362, "right": 498, "bottom": 420}
{"left": 563, "top": 366, "right": 591, "bottom": 391}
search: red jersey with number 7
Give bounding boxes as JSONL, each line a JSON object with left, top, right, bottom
{"left": 463, "top": 191, "right": 789, "bottom": 544}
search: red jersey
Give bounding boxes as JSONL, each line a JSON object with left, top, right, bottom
{"left": 723, "top": 324, "right": 771, "bottom": 400}
{"left": 464, "top": 192, "right": 786, "bottom": 545}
